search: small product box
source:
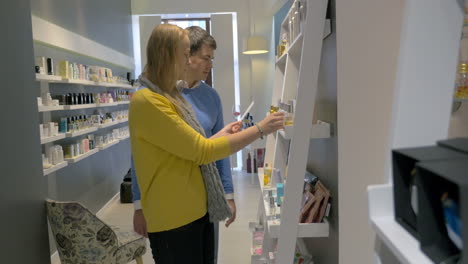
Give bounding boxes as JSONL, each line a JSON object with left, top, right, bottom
{"left": 416, "top": 158, "right": 468, "bottom": 263}
{"left": 392, "top": 145, "right": 467, "bottom": 239}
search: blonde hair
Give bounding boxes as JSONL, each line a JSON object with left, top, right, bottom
{"left": 143, "top": 24, "right": 187, "bottom": 98}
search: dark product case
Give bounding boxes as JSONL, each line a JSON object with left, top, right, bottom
{"left": 392, "top": 145, "right": 467, "bottom": 239}
{"left": 416, "top": 159, "right": 468, "bottom": 264}
{"left": 438, "top": 137, "right": 468, "bottom": 155}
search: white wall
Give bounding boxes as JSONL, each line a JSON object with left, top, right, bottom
{"left": 336, "top": 0, "right": 405, "bottom": 263}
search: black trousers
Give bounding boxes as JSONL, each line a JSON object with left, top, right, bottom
{"left": 148, "top": 213, "right": 215, "bottom": 264}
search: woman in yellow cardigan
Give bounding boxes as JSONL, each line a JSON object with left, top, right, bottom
{"left": 129, "top": 24, "right": 284, "bottom": 264}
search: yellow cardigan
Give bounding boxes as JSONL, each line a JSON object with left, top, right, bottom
{"left": 129, "top": 88, "right": 231, "bottom": 232}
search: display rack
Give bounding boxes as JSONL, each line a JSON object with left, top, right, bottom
{"left": 252, "top": 0, "right": 332, "bottom": 263}
{"left": 37, "top": 70, "right": 132, "bottom": 176}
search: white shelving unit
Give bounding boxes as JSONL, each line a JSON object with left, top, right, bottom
{"left": 252, "top": 0, "right": 332, "bottom": 263}
{"left": 65, "top": 148, "right": 99, "bottom": 163}
{"left": 98, "top": 140, "right": 120, "bottom": 150}
{"left": 40, "top": 133, "right": 66, "bottom": 144}
{"left": 43, "top": 161, "right": 68, "bottom": 176}
{"left": 65, "top": 127, "right": 98, "bottom": 138}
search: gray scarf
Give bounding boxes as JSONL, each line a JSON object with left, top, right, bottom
{"left": 138, "top": 75, "right": 232, "bottom": 223}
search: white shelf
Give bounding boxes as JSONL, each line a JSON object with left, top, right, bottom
{"left": 287, "top": 33, "right": 304, "bottom": 58}
{"left": 65, "top": 148, "right": 99, "bottom": 163}
{"left": 118, "top": 101, "right": 130, "bottom": 105}
{"left": 367, "top": 184, "right": 433, "bottom": 264}
{"left": 279, "top": 122, "right": 331, "bottom": 140}
{"left": 98, "top": 121, "right": 120, "bottom": 129}
{"left": 65, "top": 127, "right": 98, "bottom": 138}
{"left": 35, "top": 74, "right": 135, "bottom": 89}
{"left": 119, "top": 135, "right": 130, "bottom": 140}
{"left": 38, "top": 105, "right": 65, "bottom": 112}
{"left": 62, "top": 78, "right": 96, "bottom": 86}
{"left": 36, "top": 74, "right": 62, "bottom": 82}
{"left": 119, "top": 118, "right": 129, "bottom": 124}
{"left": 267, "top": 218, "right": 329, "bottom": 238}
{"left": 98, "top": 140, "right": 120, "bottom": 150}
{"left": 41, "top": 133, "right": 66, "bottom": 144}
{"left": 63, "top": 104, "right": 97, "bottom": 110}
{"left": 96, "top": 82, "right": 134, "bottom": 89}
{"left": 276, "top": 52, "right": 287, "bottom": 66}
{"left": 43, "top": 161, "right": 68, "bottom": 176}
{"left": 97, "top": 102, "right": 120, "bottom": 107}
{"left": 43, "top": 101, "right": 127, "bottom": 112}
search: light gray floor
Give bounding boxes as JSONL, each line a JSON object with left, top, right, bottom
{"left": 53, "top": 169, "right": 259, "bottom": 264}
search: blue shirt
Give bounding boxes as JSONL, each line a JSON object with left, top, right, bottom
{"left": 131, "top": 81, "right": 234, "bottom": 203}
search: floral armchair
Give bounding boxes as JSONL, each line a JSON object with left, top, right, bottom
{"left": 46, "top": 199, "right": 146, "bottom": 264}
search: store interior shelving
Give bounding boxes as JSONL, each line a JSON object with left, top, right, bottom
{"left": 65, "top": 148, "right": 99, "bottom": 163}
{"left": 36, "top": 73, "right": 135, "bottom": 89}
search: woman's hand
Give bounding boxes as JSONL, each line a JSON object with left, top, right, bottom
{"left": 257, "top": 112, "right": 285, "bottom": 135}
{"left": 210, "top": 121, "right": 243, "bottom": 139}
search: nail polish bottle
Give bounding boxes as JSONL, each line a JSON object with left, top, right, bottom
{"left": 77, "top": 93, "right": 82, "bottom": 104}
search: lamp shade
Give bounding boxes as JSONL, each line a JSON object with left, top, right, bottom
{"left": 243, "top": 36, "right": 269, "bottom": 55}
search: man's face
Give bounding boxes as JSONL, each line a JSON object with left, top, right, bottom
{"left": 188, "top": 44, "right": 214, "bottom": 81}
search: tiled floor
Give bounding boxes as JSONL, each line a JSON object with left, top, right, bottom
{"left": 56, "top": 169, "right": 259, "bottom": 264}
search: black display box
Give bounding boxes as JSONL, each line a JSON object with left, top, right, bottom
{"left": 438, "top": 137, "right": 468, "bottom": 155}
{"left": 416, "top": 159, "right": 468, "bottom": 264}
{"left": 392, "top": 146, "right": 467, "bottom": 239}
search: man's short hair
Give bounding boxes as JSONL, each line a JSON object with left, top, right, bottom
{"left": 186, "top": 26, "right": 217, "bottom": 55}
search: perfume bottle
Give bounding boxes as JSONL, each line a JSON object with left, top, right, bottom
{"left": 456, "top": 62, "right": 468, "bottom": 99}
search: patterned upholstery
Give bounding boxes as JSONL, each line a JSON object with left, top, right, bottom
{"left": 46, "top": 199, "right": 146, "bottom": 264}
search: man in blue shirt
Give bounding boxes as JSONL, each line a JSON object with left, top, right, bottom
{"left": 131, "top": 26, "right": 237, "bottom": 262}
